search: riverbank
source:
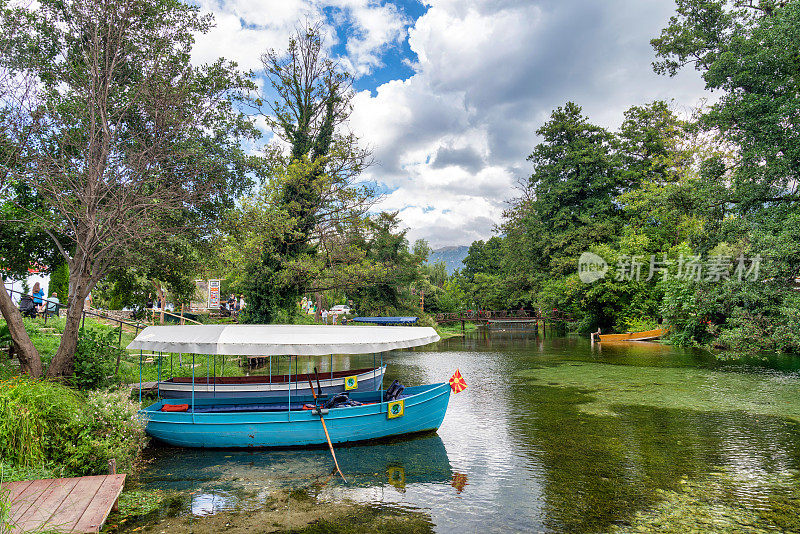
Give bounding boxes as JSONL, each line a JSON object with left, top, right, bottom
{"left": 435, "top": 321, "right": 477, "bottom": 339}
{"left": 107, "top": 486, "right": 435, "bottom": 533}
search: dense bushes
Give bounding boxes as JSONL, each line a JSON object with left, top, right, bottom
{"left": 0, "top": 377, "right": 147, "bottom": 478}
{"left": 72, "top": 327, "right": 125, "bottom": 390}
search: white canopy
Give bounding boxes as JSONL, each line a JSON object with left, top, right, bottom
{"left": 127, "top": 324, "right": 440, "bottom": 356}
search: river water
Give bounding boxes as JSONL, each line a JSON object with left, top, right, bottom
{"left": 122, "top": 332, "right": 800, "bottom": 533}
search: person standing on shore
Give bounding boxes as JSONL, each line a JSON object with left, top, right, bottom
{"left": 32, "top": 282, "right": 44, "bottom": 313}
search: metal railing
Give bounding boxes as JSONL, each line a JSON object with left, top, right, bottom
{"left": 146, "top": 307, "right": 202, "bottom": 325}
{"left": 3, "top": 285, "right": 148, "bottom": 346}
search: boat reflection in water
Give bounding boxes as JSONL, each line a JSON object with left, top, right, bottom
{"left": 141, "top": 432, "right": 453, "bottom": 491}
{"left": 138, "top": 432, "right": 455, "bottom": 517}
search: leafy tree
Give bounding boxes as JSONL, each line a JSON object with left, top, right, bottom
{"left": 519, "top": 102, "right": 622, "bottom": 277}
{"left": 462, "top": 237, "right": 504, "bottom": 282}
{"left": 48, "top": 263, "right": 69, "bottom": 305}
{"left": 244, "top": 24, "right": 374, "bottom": 323}
{"left": 346, "top": 213, "right": 422, "bottom": 316}
{"left": 437, "top": 277, "right": 469, "bottom": 313}
{"left": 427, "top": 262, "right": 449, "bottom": 289}
{"left": 647, "top": 0, "right": 800, "bottom": 352}
{"left": 652, "top": 0, "right": 799, "bottom": 208}
{"left": 0, "top": 0, "right": 256, "bottom": 377}
{"left": 617, "top": 101, "right": 690, "bottom": 190}
{"left": 498, "top": 103, "right": 625, "bottom": 317}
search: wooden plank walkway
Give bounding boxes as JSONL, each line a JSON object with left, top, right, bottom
{"left": 1, "top": 474, "right": 125, "bottom": 533}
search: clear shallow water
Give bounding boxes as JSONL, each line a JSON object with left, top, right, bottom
{"left": 123, "top": 333, "right": 800, "bottom": 533}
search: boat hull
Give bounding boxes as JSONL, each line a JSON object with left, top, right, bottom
{"left": 139, "top": 383, "right": 451, "bottom": 448}
{"left": 156, "top": 366, "right": 385, "bottom": 399}
{"left": 598, "top": 328, "right": 668, "bottom": 342}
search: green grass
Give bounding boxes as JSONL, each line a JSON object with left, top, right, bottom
{"left": 1, "top": 316, "right": 136, "bottom": 362}
{"left": 435, "top": 321, "right": 477, "bottom": 339}
{"left": 0, "top": 316, "right": 138, "bottom": 379}
{"left": 118, "top": 352, "right": 250, "bottom": 384}
{"left": 0, "top": 471, "right": 10, "bottom": 533}
{"left": 0, "top": 462, "right": 66, "bottom": 483}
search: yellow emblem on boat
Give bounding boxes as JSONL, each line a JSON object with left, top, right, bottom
{"left": 387, "top": 466, "right": 405, "bottom": 488}
{"left": 344, "top": 376, "right": 358, "bottom": 390}
{"left": 387, "top": 399, "right": 404, "bottom": 419}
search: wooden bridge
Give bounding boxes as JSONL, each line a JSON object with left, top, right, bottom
{"left": 434, "top": 309, "right": 573, "bottom": 323}
{"left": 434, "top": 310, "right": 574, "bottom": 333}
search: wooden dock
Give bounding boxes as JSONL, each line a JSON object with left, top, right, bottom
{"left": 1, "top": 474, "right": 125, "bottom": 533}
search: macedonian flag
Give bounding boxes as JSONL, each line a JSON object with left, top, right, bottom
{"left": 449, "top": 369, "right": 467, "bottom": 393}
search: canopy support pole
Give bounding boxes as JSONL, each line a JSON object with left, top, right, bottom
{"left": 157, "top": 352, "right": 162, "bottom": 400}
{"left": 380, "top": 352, "right": 383, "bottom": 406}
{"left": 288, "top": 355, "right": 291, "bottom": 421}
{"left": 192, "top": 354, "right": 196, "bottom": 423}
{"left": 138, "top": 350, "right": 143, "bottom": 404}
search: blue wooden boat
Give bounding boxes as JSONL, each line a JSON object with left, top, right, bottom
{"left": 140, "top": 383, "right": 449, "bottom": 448}
{"left": 129, "top": 325, "right": 449, "bottom": 449}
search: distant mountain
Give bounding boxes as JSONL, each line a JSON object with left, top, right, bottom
{"left": 427, "top": 245, "right": 469, "bottom": 274}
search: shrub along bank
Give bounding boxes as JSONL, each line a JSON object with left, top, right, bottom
{"left": 0, "top": 377, "right": 147, "bottom": 482}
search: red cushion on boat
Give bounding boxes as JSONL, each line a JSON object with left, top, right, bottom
{"left": 302, "top": 404, "right": 317, "bottom": 410}
{"left": 161, "top": 404, "right": 189, "bottom": 412}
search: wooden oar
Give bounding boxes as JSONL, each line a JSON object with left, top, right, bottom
{"left": 308, "top": 376, "right": 346, "bottom": 482}
{"left": 314, "top": 366, "right": 322, "bottom": 397}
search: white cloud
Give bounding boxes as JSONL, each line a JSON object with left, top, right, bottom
{"left": 347, "top": 0, "right": 708, "bottom": 247}
{"left": 335, "top": 1, "right": 409, "bottom": 75}
{"left": 193, "top": 0, "right": 409, "bottom": 74}
{"left": 193, "top": 1, "right": 709, "bottom": 248}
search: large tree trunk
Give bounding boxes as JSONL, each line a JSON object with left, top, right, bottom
{"left": 46, "top": 270, "right": 91, "bottom": 379}
{"left": 0, "top": 282, "right": 43, "bottom": 377}
{"left": 152, "top": 280, "right": 165, "bottom": 324}
{"left": 315, "top": 292, "right": 323, "bottom": 322}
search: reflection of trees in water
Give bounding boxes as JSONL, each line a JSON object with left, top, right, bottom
{"left": 141, "top": 432, "right": 452, "bottom": 495}
{"left": 508, "top": 383, "right": 800, "bottom": 533}
{"left": 132, "top": 434, "right": 450, "bottom": 531}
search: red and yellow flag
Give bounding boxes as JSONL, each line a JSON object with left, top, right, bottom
{"left": 449, "top": 369, "right": 467, "bottom": 393}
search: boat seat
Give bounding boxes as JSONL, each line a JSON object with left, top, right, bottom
{"left": 186, "top": 396, "right": 408, "bottom": 414}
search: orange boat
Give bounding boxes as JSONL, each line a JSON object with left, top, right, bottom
{"left": 595, "top": 328, "right": 668, "bottom": 342}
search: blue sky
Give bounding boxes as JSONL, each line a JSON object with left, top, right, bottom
{"left": 193, "top": 0, "right": 707, "bottom": 247}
